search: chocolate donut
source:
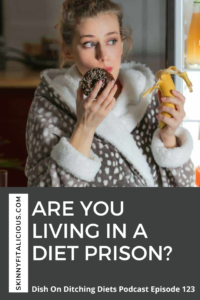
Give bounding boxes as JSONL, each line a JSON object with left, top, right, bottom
{"left": 81, "top": 68, "right": 115, "bottom": 97}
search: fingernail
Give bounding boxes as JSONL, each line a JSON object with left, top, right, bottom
{"left": 172, "top": 90, "right": 177, "bottom": 94}
{"left": 98, "top": 80, "right": 102, "bottom": 86}
{"left": 110, "top": 80, "right": 115, "bottom": 86}
{"left": 161, "top": 97, "right": 167, "bottom": 101}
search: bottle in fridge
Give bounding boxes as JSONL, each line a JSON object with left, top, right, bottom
{"left": 186, "top": 0, "right": 200, "bottom": 68}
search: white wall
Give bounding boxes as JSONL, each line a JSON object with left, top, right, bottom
{"left": 3, "top": 0, "right": 166, "bottom": 72}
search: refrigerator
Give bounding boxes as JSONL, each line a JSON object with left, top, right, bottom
{"left": 167, "top": 0, "right": 200, "bottom": 171}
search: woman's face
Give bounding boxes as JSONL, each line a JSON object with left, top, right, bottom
{"left": 65, "top": 13, "right": 124, "bottom": 80}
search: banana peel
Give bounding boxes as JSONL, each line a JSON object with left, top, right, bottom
{"left": 142, "top": 66, "right": 193, "bottom": 129}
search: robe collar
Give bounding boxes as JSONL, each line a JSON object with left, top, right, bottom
{"left": 41, "top": 62, "right": 156, "bottom": 186}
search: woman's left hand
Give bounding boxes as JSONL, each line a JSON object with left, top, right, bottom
{"left": 156, "top": 89, "right": 186, "bottom": 138}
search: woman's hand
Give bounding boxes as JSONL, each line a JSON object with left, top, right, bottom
{"left": 156, "top": 89, "right": 186, "bottom": 147}
{"left": 76, "top": 79, "right": 117, "bottom": 133}
{"left": 69, "top": 80, "right": 117, "bottom": 157}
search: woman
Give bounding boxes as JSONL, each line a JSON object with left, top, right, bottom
{"left": 25, "top": 0, "right": 195, "bottom": 187}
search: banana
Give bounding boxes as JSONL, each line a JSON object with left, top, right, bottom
{"left": 142, "top": 66, "right": 193, "bottom": 129}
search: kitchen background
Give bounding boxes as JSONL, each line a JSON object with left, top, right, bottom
{"left": 0, "top": 0, "right": 199, "bottom": 186}
{"left": 2, "top": 0, "right": 166, "bottom": 71}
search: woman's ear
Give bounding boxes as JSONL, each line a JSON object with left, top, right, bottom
{"left": 62, "top": 42, "right": 74, "bottom": 61}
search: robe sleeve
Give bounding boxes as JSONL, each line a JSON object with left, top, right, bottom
{"left": 150, "top": 94, "right": 195, "bottom": 187}
{"left": 25, "top": 96, "right": 101, "bottom": 187}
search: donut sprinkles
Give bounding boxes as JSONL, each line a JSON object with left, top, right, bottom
{"left": 80, "top": 68, "right": 115, "bottom": 97}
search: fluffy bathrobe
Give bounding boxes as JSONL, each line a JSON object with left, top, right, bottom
{"left": 25, "top": 61, "right": 195, "bottom": 187}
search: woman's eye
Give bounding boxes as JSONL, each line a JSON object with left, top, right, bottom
{"left": 108, "top": 39, "right": 118, "bottom": 45}
{"left": 83, "top": 39, "right": 118, "bottom": 48}
{"left": 83, "top": 42, "right": 95, "bottom": 48}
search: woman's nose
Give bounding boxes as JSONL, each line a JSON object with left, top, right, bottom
{"left": 96, "top": 45, "right": 108, "bottom": 61}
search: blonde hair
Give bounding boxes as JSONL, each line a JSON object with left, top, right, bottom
{"left": 55, "top": 0, "right": 133, "bottom": 68}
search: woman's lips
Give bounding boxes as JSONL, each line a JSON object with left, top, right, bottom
{"left": 104, "top": 67, "right": 113, "bottom": 73}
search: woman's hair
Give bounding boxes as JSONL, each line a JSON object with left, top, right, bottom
{"left": 55, "top": 0, "right": 133, "bottom": 68}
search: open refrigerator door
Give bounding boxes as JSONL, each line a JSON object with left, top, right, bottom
{"left": 175, "top": 0, "right": 200, "bottom": 185}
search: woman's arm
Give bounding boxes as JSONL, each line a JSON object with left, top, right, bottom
{"left": 150, "top": 94, "right": 195, "bottom": 187}
{"left": 25, "top": 96, "right": 101, "bottom": 187}
{"left": 160, "top": 133, "right": 177, "bottom": 149}
{"left": 69, "top": 123, "right": 95, "bottom": 158}
{"left": 69, "top": 79, "right": 117, "bottom": 157}
{"left": 138, "top": 92, "right": 195, "bottom": 187}
{"left": 156, "top": 89, "right": 186, "bottom": 149}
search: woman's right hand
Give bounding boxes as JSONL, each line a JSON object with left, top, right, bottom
{"left": 69, "top": 80, "right": 117, "bottom": 158}
{"left": 76, "top": 79, "right": 117, "bottom": 133}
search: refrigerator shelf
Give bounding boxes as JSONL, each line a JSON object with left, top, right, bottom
{"left": 184, "top": 68, "right": 200, "bottom": 72}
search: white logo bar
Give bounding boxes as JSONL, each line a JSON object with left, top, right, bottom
{"left": 9, "top": 194, "right": 28, "bottom": 293}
